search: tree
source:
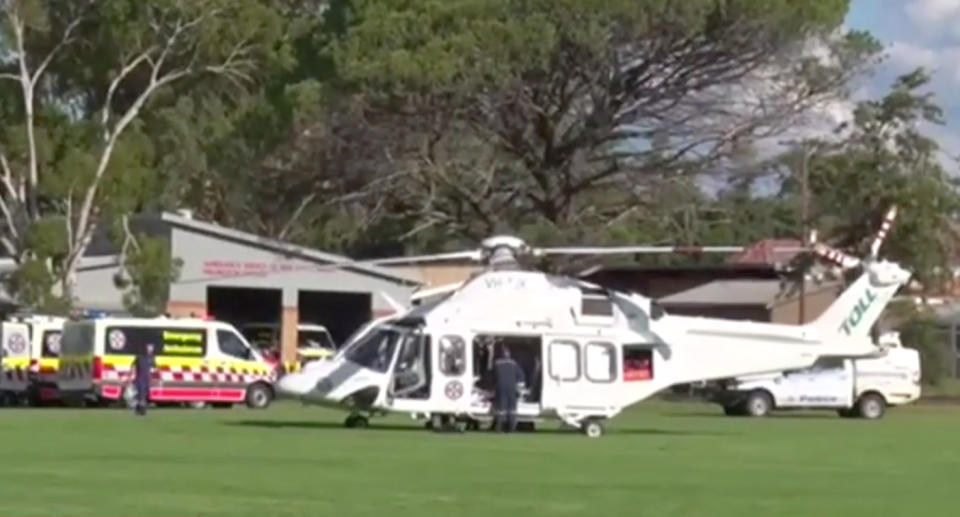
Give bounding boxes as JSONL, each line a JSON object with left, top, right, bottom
{"left": 0, "top": 0, "right": 282, "bottom": 303}
{"left": 115, "top": 233, "right": 183, "bottom": 317}
{"left": 779, "top": 69, "right": 960, "bottom": 290}
{"left": 331, "top": 0, "right": 880, "bottom": 246}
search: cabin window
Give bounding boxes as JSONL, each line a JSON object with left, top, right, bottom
{"left": 42, "top": 331, "right": 62, "bottom": 357}
{"left": 218, "top": 330, "right": 253, "bottom": 361}
{"left": 585, "top": 342, "right": 617, "bottom": 382}
{"left": 622, "top": 345, "right": 653, "bottom": 381}
{"left": 581, "top": 296, "right": 613, "bottom": 316}
{"left": 548, "top": 341, "right": 580, "bottom": 381}
{"left": 439, "top": 335, "right": 466, "bottom": 376}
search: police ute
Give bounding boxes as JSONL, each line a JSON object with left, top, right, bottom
{"left": 57, "top": 316, "right": 279, "bottom": 409}
{"left": 704, "top": 331, "right": 920, "bottom": 419}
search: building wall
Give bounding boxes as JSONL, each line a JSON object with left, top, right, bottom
{"left": 168, "top": 227, "right": 415, "bottom": 314}
{"left": 769, "top": 285, "right": 842, "bottom": 325}
{"left": 384, "top": 263, "right": 480, "bottom": 287}
{"left": 166, "top": 227, "right": 416, "bottom": 361}
{"left": 663, "top": 304, "right": 771, "bottom": 322}
{"left": 72, "top": 263, "right": 128, "bottom": 312}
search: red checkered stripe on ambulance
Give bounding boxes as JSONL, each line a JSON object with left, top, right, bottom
{"left": 154, "top": 363, "right": 272, "bottom": 384}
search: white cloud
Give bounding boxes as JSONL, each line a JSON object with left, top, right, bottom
{"left": 887, "top": 41, "right": 960, "bottom": 83}
{"left": 906, "top": 0, "right": 960, "bottom": 37}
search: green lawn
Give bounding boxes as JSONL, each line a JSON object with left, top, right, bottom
{"left": 1, "top": 401, "right": 958, "bottom": 517}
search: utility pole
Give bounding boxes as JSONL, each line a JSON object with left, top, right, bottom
{"left": 798, "top": 142, "right": 813, "bottom": 325}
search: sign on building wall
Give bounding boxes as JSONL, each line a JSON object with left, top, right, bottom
{"left": 201, "top": 260, "right": 326, "bottom": 277}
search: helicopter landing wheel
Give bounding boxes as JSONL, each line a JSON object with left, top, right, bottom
{"left": 344, "top": 414, "right": 369, "bottom": 429}
{"left": 581, "top": 419, "right": 604, "bottom": 438}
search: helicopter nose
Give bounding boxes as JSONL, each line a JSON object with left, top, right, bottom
{"left": 276, "top": 372, "right": 315, "bottom": 397}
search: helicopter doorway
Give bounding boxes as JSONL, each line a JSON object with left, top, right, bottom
{"left": 472, "top": 334, "right": 542, "bottom": 405}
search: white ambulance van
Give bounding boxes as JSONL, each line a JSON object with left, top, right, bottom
{"left": 0, "top": 321, "right": 31, "bottom": 405}
{"left": 14, "top": 315, "right": 66, "bottom": 405}
{"left": 705, "top": 332, "right": 921, "bottom": 419}
{"left": 57, "top": 317, "right": 278, "bottom": 409}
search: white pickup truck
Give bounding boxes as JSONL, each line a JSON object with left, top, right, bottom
{"left": 703, "top": 332, "right": 921, "bottom": 419}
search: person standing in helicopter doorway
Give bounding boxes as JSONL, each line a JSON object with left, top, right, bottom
{"left": 131, "top": 342, "right": 155, "bottom": 416}
{"left": 492, "top": 346, "right": 525, "bottom": 433}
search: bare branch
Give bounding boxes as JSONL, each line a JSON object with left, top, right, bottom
{"left": 101, "top": 51, "right": 156, "bottom": 136}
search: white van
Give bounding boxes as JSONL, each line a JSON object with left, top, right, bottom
{"left": 10, "top": 315, "right": 66, "bottom": 405}
{"left": 705, "top": 332, "right": 921, "bottom": 419}
{"left": 0, "top": 321, "right": 31, "bottom": 404}
{"left": 240, "top": 322, "right": 337, "bottom": 368}
{"left": 57, "top": 317, "right": 278, "bottom": 409}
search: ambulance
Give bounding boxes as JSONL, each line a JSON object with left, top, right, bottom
{"left": 240, "top": 322, "right": 337, "bottom": 372}
{"left": 0, "top": 321, "right": 31, "bottom": 405}
{"left": 13, "top": 315, "right": 66, "bottom": 405}
{"left": 57, "top": 316, "right": 279, "bottom": 409}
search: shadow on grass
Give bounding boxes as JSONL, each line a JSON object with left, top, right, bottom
{"left": 225, "top": 419, "right": 736, "bottom": 436}
{"left": 661, "top": 410, "right": 846, "bottom": 420}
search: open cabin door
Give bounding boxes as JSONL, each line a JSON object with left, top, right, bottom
{"left": 385, "top": 327, "right": 433, "bottom": 412}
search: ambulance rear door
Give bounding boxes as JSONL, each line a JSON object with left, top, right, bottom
{"left": 57, "top": 321, "right": 96, "bottom": 394}
{"left": 0, "top": 322, "right": 30, "bottom": 394}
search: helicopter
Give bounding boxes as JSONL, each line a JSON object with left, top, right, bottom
{"left": 276, "top": 207, "right": 909, "bottom": 437}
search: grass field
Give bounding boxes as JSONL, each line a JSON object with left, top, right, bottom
{"left": 1, "top": 401, "right": 958, "bottom": 517}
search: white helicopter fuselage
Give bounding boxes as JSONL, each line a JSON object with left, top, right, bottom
{"left": 277, "top": 257, "right": 910, "bottom": 430}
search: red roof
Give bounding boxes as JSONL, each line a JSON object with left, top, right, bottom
{"left": 728, "top": 238, "right": 803, "bottom": 266}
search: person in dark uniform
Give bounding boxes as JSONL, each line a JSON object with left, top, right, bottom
{"left": 131, "top": 342, "right": 155, "bottom": 415}
{"left": 492, "top": 346, "right": 525, "bottom": 433}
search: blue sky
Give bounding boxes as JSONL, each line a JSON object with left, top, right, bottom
{"left": 845, "top": 0, "right": 960, "bottom": 167}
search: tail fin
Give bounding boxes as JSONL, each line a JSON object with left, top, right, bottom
{"left": 806, "top": 205, "right": 904, "bottom": 340}
{"left": 807, "top": 269, "right": 902, "bottom": 339}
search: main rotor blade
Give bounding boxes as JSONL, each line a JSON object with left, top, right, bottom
{"left": 869, "top": 205, "right": 898, "bottom": 258}
{"left": 534, "top": 245, "right": 748, "bottom": 256}
{"left": 349, "top": 250, "right": 482, "bottom": 266}
{"left": 813, "top": 243, "right": 862, "bottom": 269}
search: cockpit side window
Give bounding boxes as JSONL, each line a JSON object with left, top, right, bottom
{"left": 344, "top": 328, "right": 400, "bottom": 373}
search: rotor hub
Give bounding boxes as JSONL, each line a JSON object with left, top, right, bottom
{"left": 480, "top": 235, "right": 529, "bottom": 269}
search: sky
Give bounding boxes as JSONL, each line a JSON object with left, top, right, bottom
{"left": 845, "top": 0, "right": 960, "bottom": 168}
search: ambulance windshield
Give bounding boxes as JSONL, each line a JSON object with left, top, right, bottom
{"left": 343, "top": 325, "right": 414, "bottom": 373}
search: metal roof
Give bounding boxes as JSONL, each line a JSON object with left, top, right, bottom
{"left": 659, "top": 277, "right": 841, "bottom": 308}
{"left": 160, "top": 212, "right": 421, "bottom": 286}
{"left": 659, "top": 279, "right": 786, "bottom": 306}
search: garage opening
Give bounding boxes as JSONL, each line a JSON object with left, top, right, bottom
{"left": 298, "top": 290, "right": 371, "bottom": 347}
{"left": 207, "top": 286, "right": 282, "bottom": 351}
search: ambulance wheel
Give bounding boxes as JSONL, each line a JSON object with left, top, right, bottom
{"left": 581, "top": 419, "right": 604, "bottom": 438}
{"left": 856, "top": 393, "right": 886, "bottom": 419}
{"left": 345, "top": 414, "right": 369, "bottom": 428}
{"left": 744, "top": 390, "right": 772, "bottom": 417}
{"left": 722, "top": 404, "right": 744, "bottom": 416}
{"left": 245, "top": 383, "right": 273, "bottom": 409}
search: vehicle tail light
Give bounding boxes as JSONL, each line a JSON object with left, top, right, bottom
{"left": 92, "top": 357, "right": 103, "bottom": 380}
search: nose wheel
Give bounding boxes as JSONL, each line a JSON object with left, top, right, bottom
{"left": 344, "top": 413, "right": 369, "bottom": 428}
